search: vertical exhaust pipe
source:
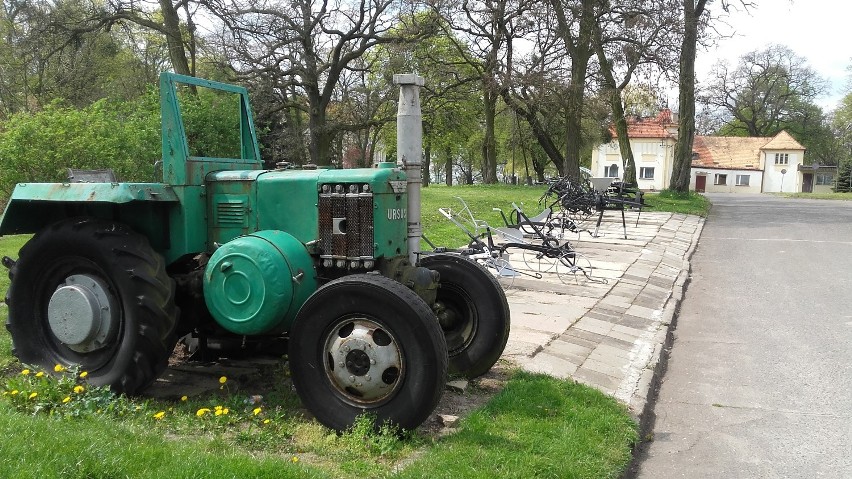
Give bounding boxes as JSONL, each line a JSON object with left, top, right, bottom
{"left": 393, "top": 74, "right": 425, "bottom": 264}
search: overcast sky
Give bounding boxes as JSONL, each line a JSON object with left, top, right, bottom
{"left": 695, "top": 0, "right": 851, "bottom": 111}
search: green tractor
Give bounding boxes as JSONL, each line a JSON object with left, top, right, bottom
{"left": 0, "top": 73, "right": 509, "bottom": 431}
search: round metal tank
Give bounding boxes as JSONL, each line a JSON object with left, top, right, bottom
{"left": 203, "top": 230, "right": 316, "bottom": 335}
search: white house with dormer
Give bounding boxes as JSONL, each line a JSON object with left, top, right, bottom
{"left": 590, "top": 110, "right": 817, "bottom": 193}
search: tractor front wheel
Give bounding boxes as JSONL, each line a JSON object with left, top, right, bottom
{"left": 5, "top": 218, "right": 178, "bottom": 394}
{"left": 289, "top": 274, "right": 448, "bottom": 432}
{"left": 421, "top": 253, "right": 511, "bottom": 378}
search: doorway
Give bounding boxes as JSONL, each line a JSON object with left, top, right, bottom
{"left": 695, "top": 175, "right": 706, "bottom": 193}
{"left": 802, "top": 173, "right": 813, "bottom": 193}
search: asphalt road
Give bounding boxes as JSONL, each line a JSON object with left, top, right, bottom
{"left": 634, "top": 194, "right": 852, "bottom": 478}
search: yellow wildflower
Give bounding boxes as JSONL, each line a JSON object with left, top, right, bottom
{"left": 153, "top": 411, "right": 166, "bottom": 420}
{"left": 21, "top": 369, "right": 30, "bottom": 376}
{"left": 79, "top": 371, "right": 88, "bottom": 379}
{"left": 214, "top": 409, "right": 223, "bottom": 416}
{"left": 54, "top": 364, "right": 66, "bottom": 372}
{"left": 222, "top": 408, "right": 229, "bottom": 415}
{"left": 253, "top": 407, "right": 262, "bottom": 416}
{"left": 196, "top": 408, "right": 211, "bottom": 417}
{"left": 263, "top": 419, "right": 271, "bottom": 425}
{"left": 28, "top": 392, "right": 37, "bottom": 400}
{"left": 218, "top": 376, "right": 227, "bottom": 384}
{"left": 35, "top": 371, "right": 44, "bottom": 378}
{"left": 180, "top": 395, "right": 188, "bottom": 402}
{"left": 291, "top": 457, "right": 299, "bottom": 463}
{"left": 73, "top": 385, "right": 85, "bottom": 394}
{"left": 215, "top": 405, "right": 223, "bottom": 411}
{"left": 62, "top": 396, "right": 71, "bottom": 404}
{"left": 10, "top": 390, "right": 18, "bottom": 396}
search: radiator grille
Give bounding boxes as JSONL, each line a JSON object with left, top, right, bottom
{"left": 318, "top": 184, "right": 374, "bottom": 260}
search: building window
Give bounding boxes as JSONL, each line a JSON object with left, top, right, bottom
{"left": 736, "top": 174, "right": 750, "bottom": 186}
{"left": 774, "top": 153, "right": 789, "bottom": 165}
{"left": 816, "top": 174, "right": 834, "bottom": 185}
{"left": 604, "top": 164, "right": 619, "bottom": 178}
{"left": 714, "top": 174, "right": 727, "bottom": 185}
{"left": 639, "top": 167, "right": 655, "bottom": 179}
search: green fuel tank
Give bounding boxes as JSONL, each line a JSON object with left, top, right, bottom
{"left": 203, "top": 230, "right": 316, "bottom": 335}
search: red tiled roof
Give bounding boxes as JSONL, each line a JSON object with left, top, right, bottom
{"left": 691, "top": 136, "right": 766, "bottom": 170}
{"left": 610, "top": 109, "right": 677, "bottom": 139}
{"left": 691, "top": 131, "right": 805, "bottom": 170}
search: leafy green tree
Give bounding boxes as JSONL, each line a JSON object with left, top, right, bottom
{"left": 834, "top": 160, "right": 852, "bottom": 193}
{"left": 703, "top": 45, "right": 827, "bottom": 138}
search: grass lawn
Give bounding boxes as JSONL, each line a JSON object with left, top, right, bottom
{"left": 771, "top": 192, "right": 852, "bottom": 201}
{"left": 0, "top": 180, "right": 719, "bottom": 477}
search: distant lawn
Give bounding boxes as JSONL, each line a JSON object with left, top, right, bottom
{"left": 421, "top": 185, "right": 712, "bottom": 249}
{"left": 644, "top": 190, "right": 711, "bottom": 217}
{"left": 771, "top": 192, "right": 852, "bottom": 201}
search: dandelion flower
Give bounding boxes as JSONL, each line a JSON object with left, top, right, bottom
{"left": 35, "top": 371, "right": 44, "bottom": 378}
{"left": 10, "top": 390, "right": 18, "bottom": 396}
{"left": 21, "top": 369, "right": 30, "bottom": 376}
{"left": 196, "top": 408, "right": 211, "bottom": 417}
{"left": 215, "top": 405, "right": 222, "bottom": 411}
{"left": 28, "top": 392, "right": 37, "bottom": 400}
{"left": 214, "top": 409, "right": 223, "bottom": 416}
{"left": 54, "top": 364, "right": 66, "bottom": 372}
{"left": 263, "top": 419, "right": 271, "bottom": 425}
{"left": 73, "top": 385, "right": 85, "bottom": 394}
{"left": 62, "top": 396, "right": 71, "bottom": 403}
{"left": 79, "top": 371, "right": 88, "bottom": 379}
{"left": 253, "top": 407, "right": 262, "bottom": 416}
{"left": 222, "top": 408, "right": 229, "bottom": 415}
{"left": 291, "top": 456, "right": 299, "bottom": 463}
{"left": 153, "top": 411, "right": 166, "bottom": 420}
{"left": 218, "top": 376, "right": 227, "bottom": 384}
{"left": 180, "top": 395, "right": 188, "bottom": 402}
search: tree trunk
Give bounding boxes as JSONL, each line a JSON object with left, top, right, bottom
{"left": 308, "top": 102, "right": 332, "bottom": 166}
{"left": 560, "top": 0, "right": 596, "bottom": 181}
{"left": 423, "top": 136, "right": 432, "bottom": 187}
{"left": 482, "top": 87, "right": 499, "bottom": 184}
{"left": 612, "top": 98, "right": 637, "bottom": 185}
{"left": 593, "top": 31, "right": 636, "bottom": 185}
{"left": 444, "top": 146, "right": 453, "bottom": 186}
{"left": 159, "top": 0, "right": 192, "bottom": 77}
{"left": 670, "top": 0, "right": 708, "bottom": 192}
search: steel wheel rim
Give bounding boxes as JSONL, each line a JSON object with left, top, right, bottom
{"left": 322, "top": 317, "right": 404, "bottom": 406}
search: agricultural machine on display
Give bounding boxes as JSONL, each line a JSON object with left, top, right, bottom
{"left": 0, "top": 73, "right": 510, "bottom": 431}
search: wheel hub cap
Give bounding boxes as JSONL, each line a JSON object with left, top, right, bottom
{"left": 47, "top": 274, "right": 117, "bottom": 353}
{"left": 324, "top": 319, "right": 402, "bottom": 404}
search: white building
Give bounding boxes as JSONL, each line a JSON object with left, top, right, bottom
{"left": 590, "top": 111, "right": 813, "bottom": 193}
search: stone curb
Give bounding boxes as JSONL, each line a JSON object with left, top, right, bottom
{"left": 629, "top": 216, "right": 705, "bottom": 440}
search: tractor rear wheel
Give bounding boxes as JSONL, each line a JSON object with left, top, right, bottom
{"left": 289, "top": 274, "right": 447, "bottom": 432}
{"left": 5, "top": 218, "right": 178, "bottom": 394}
{"left": 421, "top": 253, "right": 511, "bottom": 378}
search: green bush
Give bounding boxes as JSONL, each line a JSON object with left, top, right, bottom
{"left": 0, "top": 87, "right": 248, "bottom": 205}
{"left": 0, "top": 95, "right": 160, "bottom": 199}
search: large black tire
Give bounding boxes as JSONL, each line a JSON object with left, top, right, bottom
{"left": 5, "top": 218, "right": 178, "bottom": 395}
{"left": 289, "top": 274, "right": 448, "bottom": 432}
{"left": 421, "top": 253, "right": 511, "bottom": 378}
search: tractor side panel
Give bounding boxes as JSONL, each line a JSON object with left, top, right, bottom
{"left": 0, "top": 182, "right": 178, "bottom": 256}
